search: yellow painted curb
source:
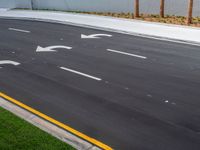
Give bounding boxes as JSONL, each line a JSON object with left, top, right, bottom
{"left": 0, "top": 92, "right": 113, "bottom": 150}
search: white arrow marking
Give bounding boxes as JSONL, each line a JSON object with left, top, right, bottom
{"left": 0, "top": 60, "right": 20, "bottom": 66}
{"left": 36, "top": 45, "right": 72, "bottom": 52}
{"left": 81, "top": 34, "right": 112, "bottom": 39}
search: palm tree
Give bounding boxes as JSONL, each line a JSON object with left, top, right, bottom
{"left": 160, "top": 0, "right": 165, "bottom": 18}
{"left": 187, "top": 0, "right": 193, "bottom": 24}
{"left": 134, "top": 0, "right": 139, "bottom": 18}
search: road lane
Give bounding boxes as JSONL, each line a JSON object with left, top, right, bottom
{"left": 1, "top": 19, "right": 200, "bottom": 150}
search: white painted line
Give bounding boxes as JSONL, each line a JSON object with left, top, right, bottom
{"left": 107, "top": 49, "right": 147, "bottom": 59}
{"left": 60, "top": 67, "right": 102, "bottom": 81}
{"left": 8, "top": 28, "right": 30, "bottom": 33}
{"left": 0, "top": 60, "right": 20, "bottom": 66}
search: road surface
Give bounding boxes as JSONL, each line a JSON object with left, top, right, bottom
{"left": 0, "top": 19, "right": 200, "bottom": 150}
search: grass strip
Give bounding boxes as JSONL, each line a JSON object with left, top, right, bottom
{"left": 0, "top": 107, "right": 75, "bottom": 150}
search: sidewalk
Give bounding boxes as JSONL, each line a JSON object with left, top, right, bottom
{"left": 0, "top": 10, "right": 200, "bottom": 45}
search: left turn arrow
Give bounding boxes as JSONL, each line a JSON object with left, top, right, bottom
{"left": 0, "top": 60, "right": 20, "bottom": 66}
{"left": 36, "top": 45, "right": 72, "bottom": 52}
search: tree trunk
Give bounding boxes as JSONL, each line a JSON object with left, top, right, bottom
{"left": 160, "top": 0, "right": 165, "bottom": 18}
{"left": 187, "top": 0, "right": 193, "bottom": 25}
{"left": 134, "top": 0, "right": 139, "bottom": 18}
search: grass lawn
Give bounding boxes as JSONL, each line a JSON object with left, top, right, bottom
{"left": 0, "top": 107, "right": 75, "bottom": 150}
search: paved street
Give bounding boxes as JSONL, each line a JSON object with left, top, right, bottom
{"left": 1, "top": 19, "right": 200, "bottom": 150}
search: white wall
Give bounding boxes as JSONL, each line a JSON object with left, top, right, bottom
{"left": 0, "top": 0, "right": 200, "bottom": 16}
{"left": 33, "top": 0, "right": 133, "bottom": 12}
{"left": 15, "top": 0, "right": 32, "bottom": 8}
{"left": 0, "top": 0, "right": 16, "bottom": 8}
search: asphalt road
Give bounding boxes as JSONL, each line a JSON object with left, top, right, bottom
{"left": 1, "top": 19, "right": 200, "bottom": 150}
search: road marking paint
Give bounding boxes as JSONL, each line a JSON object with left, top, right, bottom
{"left": 0, "top": 92, "right": 112, "bottom": 150}
{"left": 0, "top": 60, "right": 20, "bottom": 66}
{"left": 60, "top": 67, "right": 102, "bottom": 81}
{"left": 107, "top": 49, "right": 147, "bottom": 59}
{"left": 8, "top": 28, "right": 30, "bottom": 33}
{"left": 36, "top": 45, "right": 72, "bottom": 52}
{"left": 81, "top": 34, "right": 112, "bottom": 39}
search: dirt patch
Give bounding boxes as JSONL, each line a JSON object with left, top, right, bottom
{"left": 74, "top": 11, "right": 200, "bottom": 27}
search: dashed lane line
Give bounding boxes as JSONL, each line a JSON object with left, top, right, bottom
{"left": 107, "top": 49, "right": 147, "bottom": 59}
{"left": 60, "top": 67, "right": 102, "bottom": 81}
{"left": 8, "top": 28, "right": 31, "bottom": 33}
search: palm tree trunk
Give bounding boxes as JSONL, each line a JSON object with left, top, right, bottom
{"left": 160, "top": 0, "right": 165, "bottom": 18}
{"left": 187, "top": 0, "right": 193, "bottom": 25}
{"left": 134, "top": 0, "right": 140, "bottom": 18}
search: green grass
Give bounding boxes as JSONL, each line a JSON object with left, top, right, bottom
{"left": 0, "top": 107, "right": 75, "bottom": 150}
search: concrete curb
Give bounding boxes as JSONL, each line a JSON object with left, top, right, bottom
{"left": 0, "top": 97, "right": 101, "bottom": 150}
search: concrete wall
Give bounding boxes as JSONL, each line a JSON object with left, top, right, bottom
{"left": 15, "top": 0, "right": 32, "bottom": 8}
{"left": 0, "top": 0, "right": 31, "bottom": 8}
{"left": 0, "top": 0, "right": 200, "bottom": 16}
{"left": 0, "top": 0, "right": 16, "bottom": 8}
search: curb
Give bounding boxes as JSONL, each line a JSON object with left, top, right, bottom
{"left": 0, "top": 97, "right": 101, "bottom": 150}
